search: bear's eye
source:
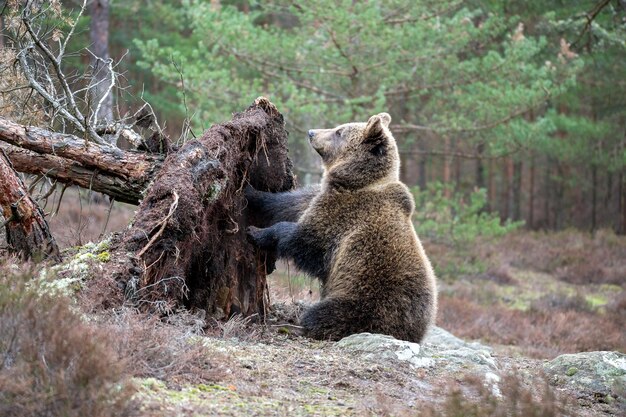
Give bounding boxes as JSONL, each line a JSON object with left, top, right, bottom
{"left": 335, "top": 129, "right": 343, "bottom": 138}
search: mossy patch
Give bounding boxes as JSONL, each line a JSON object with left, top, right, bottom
{"left": 96, "top": 251, "right": 110, "bottom": 262}
{"left": 134, "top": 377, "right": 350, "bottom": 416}
{"left": 34, "top": 237, "right": 113, "bottom": 297}
{"left": 585, "top": 294, "right": 608, "bottom": 309}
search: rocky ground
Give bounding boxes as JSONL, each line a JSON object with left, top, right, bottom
{"left": 43, "top": 230, "right": 626, "bottom": 416}
{"left": 132, "top": 319, "right": 625, "bottom": 416}
{"left": 3, "top": 198, "right": 624, "bottom": 416}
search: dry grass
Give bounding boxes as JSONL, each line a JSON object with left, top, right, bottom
{"left": 487, "top": 229, "right": 625, "bottom": 286}
{"left": 0, "top": 259, "right": 229, "bottom": 417}
{"left": 363, "top": 372, "right": 573, "bottom": 417}
{"left": 438, "top": 294, "right": 626, "bottom": 358}
{"left": 419, "top": 373, "right": 572, "bottom": 417}
{"left": 427, "top": 228, "right": 626, "bottom": 358}
{"left": 0, "top": 261, "right": 136, "bottom": 417}
{"left": 101, "top": 310, "right": 227, "bottom": 387}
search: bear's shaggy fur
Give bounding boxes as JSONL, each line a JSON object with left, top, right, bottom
{"left": 246, "top": 113, "right": 437, "bottom": 343}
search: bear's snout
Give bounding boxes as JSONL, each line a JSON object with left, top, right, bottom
{"left": 308, "top": 130, "right": 315, "bottom": 140}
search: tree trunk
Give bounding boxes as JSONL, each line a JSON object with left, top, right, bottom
{"left": 591, "top": 164, "right": 597, "bottom": 232}
{"left": 90, "top": 0, "right": 113, "bottom": 127}
{"left": 475, "top": 143, "right": 485, "bottom": 189}
{"left": 418, "top": 152, "right": 427, "bottom": 190}
{"left": 502, "top": 158, "right": 513, "bottom": 220}
{"left": 544, "top": 157, "right": 552, "bottom": 229}
{"left": 453, "top": 140, "right": 461, "bottom": 191}
{"left": 0, "top": 149, "right": 60, "bottom": 261}
{"left": 553, "top": 163, "right": 565, "bottom": 230}
{"left": 0, "top": 14, "right": 5, "bottom": 49}
{"left": 487, "top": 158, "right": 494, "bottom": 212}
{"left": 103, "top": 98, "right": 295, "bottom": 318}
{"left": 0, "top": 117, "right": 163, "bottom": 204}
{"left": 528, "top": 154, "right": 535, "bottom": 229}
{"left": 512, "top": 160, "right": 522, "bottom": 221}
{"left": 617, "top": 132, "right": 626, "bottom": 235}
{"left": 442, "top": 135, "right": 451, "bottom": 197}
{"left": 617, "top": 169, "right": 626, "bottom": 235}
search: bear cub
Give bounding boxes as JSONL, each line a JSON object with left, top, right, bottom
{"left": 246, "top": 113, "right": 437, "bottom": 343}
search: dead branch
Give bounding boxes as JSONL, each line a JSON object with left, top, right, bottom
{"left": 0, "top": 118, "right": 163, "bottom": 204}
{"left": 0, "top": 148, "right": 60, "bottom": 261}
{"left": 0, "top": 116, "right": 162, "bottom": 181}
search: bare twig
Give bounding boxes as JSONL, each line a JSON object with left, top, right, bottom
{"left": 171, "top": 58, "right": 196, "bottom": 141}
{"left": 20, "top": 4, "right": 104, "bottom": 144}
{"left": 99, "top": 197, "right": 115, "bottom": 240}
{"left": 87, "top": 50, "right": 116, "bottom": 128}
{"left": 571, "top": 0, "right": 613, "bottom": 49}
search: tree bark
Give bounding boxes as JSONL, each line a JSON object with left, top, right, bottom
{"left": 475, "top": 143, "right": 485, "bottom": 189}
{"left": 0, "top": 116, "right": 163, "bottom": 204}
{"left": 0, "top": 149, "right": 60, "bottom": 261}
{"left": 89, "top": 0, "right": 113, "bottom": 127}
{"left": 487, "top": 158, "right": 494, "bottom": 212}
{"left": 0, "top": 14, "right": 5, "bottom": 49}
{"left": 617, "top": 169, "right": 626, "bottom": 235}
{"left": 103, "top": 98, "right": 295, "bottom": 318}
{"left": 512, "top": 160, "right": 522, "bottom": 221}
{"left": 591, "top": 164, "right": 597, "bottom": 232}
{"left": 502, "top": 158, "right": 513, "bottom": 221}
{"left": 442, "top": 135, "right": 451, "bottom": 198}
{"left": 528, "top": 154, "right": 535, "bottom": 229}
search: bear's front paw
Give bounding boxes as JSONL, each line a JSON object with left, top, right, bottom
{"left": 244, "top": 184, "right": 259, "bottom": 200}
{"left": 247, "top": 225, "right": 279, "bottom": 250}
{"left": 246, "top": 226, "right": 262, "bottom": 245}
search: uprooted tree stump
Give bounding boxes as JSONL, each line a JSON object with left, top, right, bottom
{"left": 104, "top": 97, "right": 296, "bottom": 318}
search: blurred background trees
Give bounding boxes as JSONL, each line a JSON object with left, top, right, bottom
{"left": 1, "top": 0, "right": 625, "bottom": 233}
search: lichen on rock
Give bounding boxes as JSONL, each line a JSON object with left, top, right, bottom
{"left": 544, "top": 351, "right": 626, "bottom": 408}
{"left": 336, "top": 327, "right": 499, "bottom": 377}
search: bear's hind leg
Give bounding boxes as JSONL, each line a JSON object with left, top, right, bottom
{"left": 300, "top": 298, "right": 366, "bottom": 341}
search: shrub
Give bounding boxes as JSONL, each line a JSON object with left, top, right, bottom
{"left": 437, "top": 294, "right": 626, "bottom": 358}
{"left": 412, "top": 183, "right": 523, "bottom": 245}
{"left": 420, "top": 373, "right": 572, "bottom": 417}
{"left": 0, "top": 262, "right": 136, "bottom": 417}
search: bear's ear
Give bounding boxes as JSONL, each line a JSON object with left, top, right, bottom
{"left": 364, "top": 114, "right": 387, "bottom": 144}
{"left": 377, "top": 112, "right": 391, "bottom": 127}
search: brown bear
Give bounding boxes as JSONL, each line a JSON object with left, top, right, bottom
{"left": 246, "top": 113, "right": 437, "bottom": 343}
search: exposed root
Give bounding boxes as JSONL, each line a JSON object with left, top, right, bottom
{"left": 137, "top": 190, "right": 179, "bottom": 258}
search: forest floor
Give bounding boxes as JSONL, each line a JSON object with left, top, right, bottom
{"left": 1, "top": 193, "right": 624, "bottom": 416}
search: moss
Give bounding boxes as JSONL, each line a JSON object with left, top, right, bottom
{"left": 585, "top": 294, "right": 608, "bottom": 308}
{"left": 599, "top": 284, "right": 622, "bottom": 293}
{"left": 139, "top": 378, "right": 167, "bottom": 390}
{"left": 96, "top": 251, "right": 110, "bottom": 262}
{"left": 196, "top": 384, "right": 233, "bottom": 392}
{"left": 565, "top": 367, "right": 578, "bottom": 376}
{"left": 203, "top": 182, "right": 223, "bottom": 203}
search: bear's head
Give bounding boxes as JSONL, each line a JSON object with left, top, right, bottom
{"left": 308, "top": 113, "right": 400, "bottom": 190}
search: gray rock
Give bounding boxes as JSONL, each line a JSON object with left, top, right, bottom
{"left": 335, "top": 332, "right": 432, "bottom": 368}
{"left": 422, "top": 326, "right": 492, "bottom": 353}
{"left": 544, "top": 351, "right": 626, "bottom": 406}
{"left": 335, "top": 326, "right": 498, "bottom": 375}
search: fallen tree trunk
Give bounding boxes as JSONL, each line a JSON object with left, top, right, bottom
{"left": 0, "top": 149, "right": 60, "bottom": 261}
{"left": 103, "top": 97, "right": 295, "bottom": 317}
{"left": 0, "top": 144, "right": 155, "bottom": 204}
{"left": 0, "top": 117, "right": 164, "bottom": 204}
